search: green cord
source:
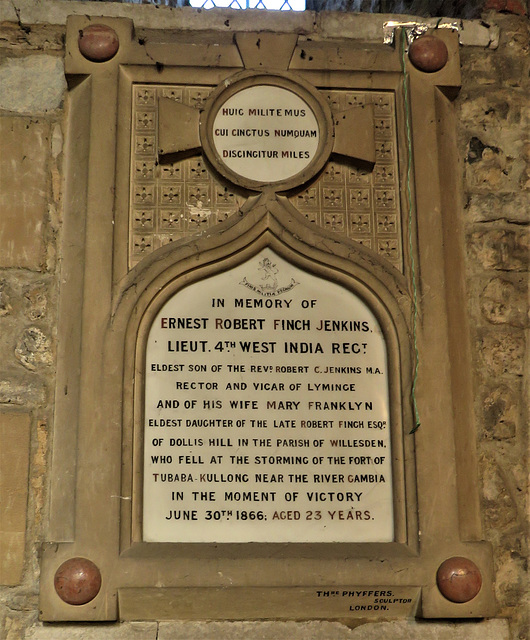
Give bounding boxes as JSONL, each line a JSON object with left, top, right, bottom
{"left": 401, "top": 28, "right": 421, "bottom": 434}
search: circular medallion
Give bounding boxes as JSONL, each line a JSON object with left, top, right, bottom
{"left": 201, "top": 74, "right": 333, "bottom": 192}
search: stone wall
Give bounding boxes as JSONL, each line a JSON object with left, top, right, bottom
{"left": 458, "top": 13, "right": 529, "bottom": 639}
{"left": 0, "top": 11, "right": 65, "bottom": 639}
{"left": 0, "top": 2, "right": 527, "bottom": 639}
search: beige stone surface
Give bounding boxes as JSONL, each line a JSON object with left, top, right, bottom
{"left": 0, "top": 531, "right": 26, "bottom": 587}
{"left": 480, "top": 277, "right": 528, "bottom": 327}
{"left": 4, "top": 616, "right": 26, "bottom": 640}
{"left": 468, "top": 227, "right": 529, "bottom": 272}
{"left": 0, "top": 118, "right": 49, "bottom": 270}
{"left": 0, "top": 376, "right": 47, "bottom": 406}
{"left": 22, "top": 619, "right": 510, "bottom": 640}
{"left": 0, "top": 412, "right": 30, "bottom": 585}
{"left": 0, "top": 21, "right": 64, "bottom": 50}
{"left": 479, "top": 331, "right": 525, "bottom": 376}
{"left": 0, "top": 56, "right": 66, "bottom": 113}
{"left": 159, "top": 619, "right": 511, "bottom": 639}
{"left": 25, "top": 622, "right": 159, "bottom": 639}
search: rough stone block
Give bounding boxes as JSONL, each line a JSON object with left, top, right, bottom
{"left": 461, "top": 43, "right": 528, "bottom": 88}
{"left": 14, "top": 327, "right": 53, "bottom": 371}
{"left": 493, "top": 53, "right": 529, "bottom": 89}
{"left": 157, "top": 618, "right": 510, "bottom": 639}
{"left": 23, "top": 283, "right": 48, "bottom": 321}
{"left": 4, "top": 616, "right": 26, "bottom": 640}
{"left": 465, "top": 192, "right": 530, "bottom": 224}
{"left": 480, "top": 277, "right": 528, "bottom": 327}
{"left": 465, "top": 136, "right": 525, "bottom": 192}
{"left": 0, "top": 376, "right": 47, "bottom": 407}
{"left": 0, "top": 55, "right": 66, "bottom": 113}
{"left": 0, "top": 412, "right": 31, "bottom": 585}
{"left": 494, "top": 548, "right": 528, "bottom": 608}
{"left": 468, "top": 227, "right": 529, "bottom": 271}
{"left": 0, "top": 118, "right": 49, "bottom": 270}
{"left": 460, "top": 50, "right": 499, "bottom": 86}
{"left": 0, "top": 281, "right": 13, "bottom": 317}
{"left": 481, "top": 458, "right": 518, "bottom": 530}
{"left": 0, "top": 23, "right": 65, "bottom": 51}
{"left": 483, "top": 384, "right": 520, "bottom": 440}
{"left": 495, "top": 12, "right": 530, "bottom": 55}
{"left": 479, "top": 330, "right": 525, "bottom": 376}
{"left": 459, "top": 89, "right": 525, "bottom": 129}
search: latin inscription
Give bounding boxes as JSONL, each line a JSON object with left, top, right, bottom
{"left": 211, "top": 85, "right": 320, "bottom": 183}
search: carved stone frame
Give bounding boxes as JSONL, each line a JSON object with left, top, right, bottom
{"left": 40, "top": 14, "right": 494, "bottom": 622}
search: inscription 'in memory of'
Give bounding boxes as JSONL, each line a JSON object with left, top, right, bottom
{"left": 143, "top": 249, "right": 393, "bottom": 543}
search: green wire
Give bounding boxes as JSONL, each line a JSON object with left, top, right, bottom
{"left": 401, "top": 28, "right": 421, "bottom": 434}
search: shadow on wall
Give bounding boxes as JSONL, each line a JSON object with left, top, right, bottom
{"left": 307, "top": 0, "right": 486, "bottom": 16}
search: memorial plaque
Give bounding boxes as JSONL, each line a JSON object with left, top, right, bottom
{"left": 40, "top": 20, "right": 496, "bottom": 623}
{"left": 143, "top": 248, "right": 393, "bottom": 543}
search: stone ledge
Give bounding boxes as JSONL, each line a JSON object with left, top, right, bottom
{"left": 23, "top": 618, "right": 510, "bottom": 639}
{"left": 0, "top": 0, "right": 499, "bottom": 47}
{"left": 158, "top": 619, "right": 511, "bottom": 639}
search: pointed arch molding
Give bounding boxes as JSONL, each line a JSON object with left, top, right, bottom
{"left": 42, "top": 15, "right": 493, "bottom": 623}
{"left": 118, "top": 197, "right": 412, "bottom": 544}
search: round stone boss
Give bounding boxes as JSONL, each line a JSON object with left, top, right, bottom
{"left": 54, "top": 557, "right": 102, "bottom": 605}
{"left": 78, "top": 24, "right": 120, "bottom": 63}
{"left": 436, "top": 556, "right": 482, "bottom": 603}
{"left": 408, "top": 34, "right": 449, "bottom": 73}
{"left": 200, "top": 72, "right": 334, "bottom": 192}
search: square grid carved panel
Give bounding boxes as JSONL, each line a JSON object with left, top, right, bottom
{"left": 130, "top": 84, "right": 245, "bottom": 269}
{"left": 129, "top": 85, "right": 403, "bottom": 272}
{"left": 290, "top": 91, "right": 402, "bottom": 272}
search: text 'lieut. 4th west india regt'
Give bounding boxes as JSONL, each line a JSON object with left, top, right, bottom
{"left": 143, "top": 249, "right": 393, "bottom": 543}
